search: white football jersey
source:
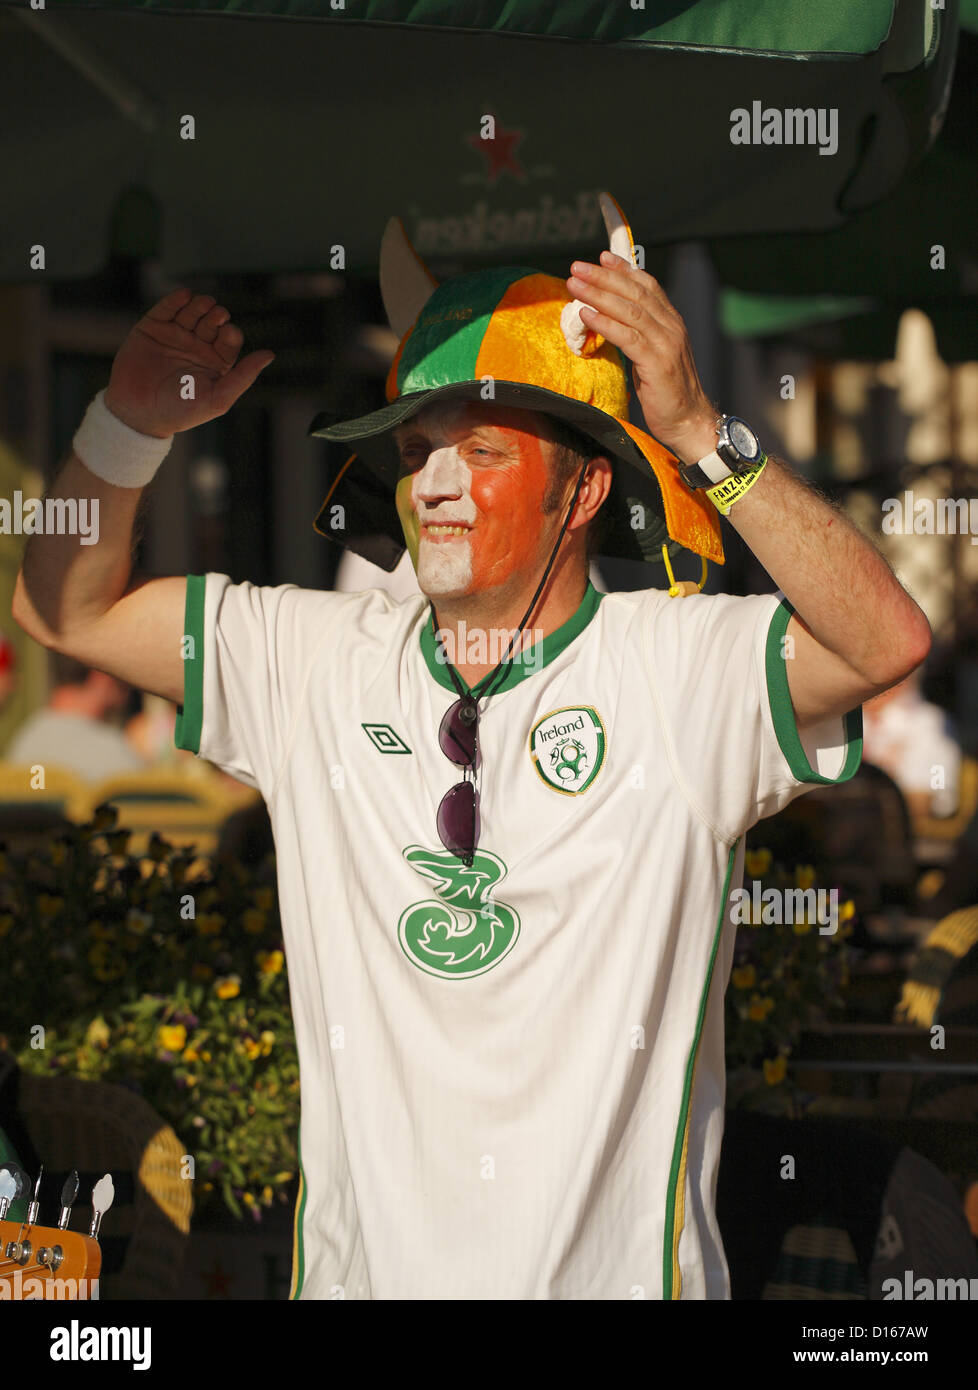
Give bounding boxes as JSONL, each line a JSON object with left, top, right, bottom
{"left": 175, "top": 575, "right": 860, "bottom": 1300}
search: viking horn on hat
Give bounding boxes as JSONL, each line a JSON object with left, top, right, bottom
{"left": 378, "top": 191, "right": 636, "bottom": 353}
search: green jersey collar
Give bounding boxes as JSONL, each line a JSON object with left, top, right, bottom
{"left": 420, "top": 581, "right": 604, "bottom": 696}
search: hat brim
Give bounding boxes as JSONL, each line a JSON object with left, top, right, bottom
{"left": 309, "top": 380, "right": 723, "bottom": 569}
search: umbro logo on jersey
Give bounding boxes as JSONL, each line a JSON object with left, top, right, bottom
{"left": 362, "top": 723, "right": 413, "bottom": 755}
{"left": 529, "top": 706, "right": 606, "bottom": 794}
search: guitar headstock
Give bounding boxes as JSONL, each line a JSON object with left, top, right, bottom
{"left": 0, "top": 1163, "right": 112, "bottom": 1300}
{"left": 0, "top": 1217, "right": 101, "bottom": 1298}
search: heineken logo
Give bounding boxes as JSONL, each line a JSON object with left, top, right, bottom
{"left": 529, "top": 706, "right": 605, "bottom": 794}
{"left": 398, "top": 845, "right": 520, "bottom": 980}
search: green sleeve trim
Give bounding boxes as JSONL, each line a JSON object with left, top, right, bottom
{"left": 174, "top": 574, "right": 206, "bottom": 755}
{"left": 764, "top": 598, "right": 863, "bottom": 784}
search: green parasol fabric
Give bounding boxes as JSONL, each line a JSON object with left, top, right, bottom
{"left": 0, "top": 0, "right": 958, "bottom": 281}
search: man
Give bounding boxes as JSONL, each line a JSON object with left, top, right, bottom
{"left": 862, "top": 668, "right": 961, "bottom": 820}
{"left": 12, "top": 203, "right": 929, "bottom": 1300}
{"left": 4, "top": 657, "right": 143, "bottom": 782}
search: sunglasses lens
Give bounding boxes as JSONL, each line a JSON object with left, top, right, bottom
{"left": 437, "top": 781, "right": 480, "bottom": 864}
{"left": 439, "top": 697, "right": 478, "bottom": 767}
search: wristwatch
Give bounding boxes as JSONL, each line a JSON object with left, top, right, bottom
{"left": 677, "top": 415, "right": 765, "bottom": 490}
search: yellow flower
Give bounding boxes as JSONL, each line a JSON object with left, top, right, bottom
{"left": 85, "top": 1016, "right": 111, "bottom": 1048}
{"left": 274, "top": 1171, "right": 294, "bottom": 1184}
{"left": 242, "top": 908, "right": 267, "bottom": 935}
{"left": 184, "top": 1074, "right": 198, "bottom": 1088}
{"left": 242, "top": 1037, "right": 262, "bottom": 1061}
{"left": 261, "top": 1185, "right": 273, "bottom": 1206}
{"left": 747, "top": 994, "right": 775, "bottom": 1022}
{"left": 215, "top": 975, "right": 240, "bottom": 1000}
{"left": 201, "top": 1050, "right": 212, "bottom": 1062}
{"left": 744, "top": 848, "right": 772, "bottom": 879}
{"left": 253, "top": 886, "right": 275, "bottom": 912}
{"left": 182, "top": 1046, "right": 200, "bottom": 1063}
{"left": 763, "top": 1054, "right": 788, "bottom": 1085}
{"left": 38, "top": 894, "right": 64, "bottom": 919}
{"left": 158, "top": 1023, "right": 187, "bottom": 1053}
{"left": 259, "top": 1029, "right": 275, "bottom": 1056}
{"left": 191, "top": 963, "right": 214, "bottom": 982}
{"left": 795, "top": 864, "right": 817, "bottom": 891}
{"left": 0, "top": 912, "right": 13, "bottom": 939}
{"left": 125, "top": 908, "right": 153, "bottom": 936}
{"left": 196, "top": 912, "right": 224, "bottom": 937}
{"left": 242, "top": 1191, "right": 256, "bottom": 1207}
{"left": 256, "top": 949, "right": 284, "bottom": 976}
{"left": 731, "top": 964, "right": 756, "bottom": 991}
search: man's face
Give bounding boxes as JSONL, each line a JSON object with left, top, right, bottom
{"left": 394, "top": 401, "right": 564, "bottom": 601}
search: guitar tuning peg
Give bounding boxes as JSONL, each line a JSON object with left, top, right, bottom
{"left": 0, "top": 1162, "right": 27, "bottom": 1220}
{"left": 0, "top": 1166, "right": 17, "bottom": 1220}
{"left": 89, "top": 1173, "right": 114, "bottom": 1239}
{"left": 27, "top": 1165, "right": 43, "bottom": 1226}
{"left": 58, "top": 1170, "right": 79, "bottom": 1230}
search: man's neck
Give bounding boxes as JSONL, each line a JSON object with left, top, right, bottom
{"left": 429, "top": 556, "right": 589, "bottom": 691}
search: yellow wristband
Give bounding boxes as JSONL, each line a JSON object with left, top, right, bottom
{"left": 705, "top": 453, "right": 767, "bottom": 515}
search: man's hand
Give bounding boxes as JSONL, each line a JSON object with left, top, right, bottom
{"left": 566, "top": 250, "right": 715, "bottom": 464}
{"left": 103, "top": 288, "right": 275, "bottom": 438}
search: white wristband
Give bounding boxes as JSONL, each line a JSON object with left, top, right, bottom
{"left": 693, "top": 448, "right": 733, "bottom": 486}
{"left": 72, "top": 389, "right": 173, "bottom": 488}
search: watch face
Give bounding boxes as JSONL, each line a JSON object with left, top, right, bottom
{"left": 727, "top": 418, "right": 760, "bottom": 461}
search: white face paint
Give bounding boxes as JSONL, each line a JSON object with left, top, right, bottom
{"left": 412, "top": 444, "right": 478, "bottom": 597}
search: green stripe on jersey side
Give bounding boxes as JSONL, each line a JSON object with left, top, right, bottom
{"left": 765, "top": 599, "right": 863, "bottom": 783}
{"left": 289, "top": 1126, "right": 308, "bottom": 1300}
{"left": 662, "top": 840, "right": 738, "bottom": 1301}
{"left": 397, "top": 267, "right": 533, "bottom": 395}
{"left": 174, "top": 574, "right": 206, "bottom": 755}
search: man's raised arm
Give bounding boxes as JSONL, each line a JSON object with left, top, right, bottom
{"left": 565, "top": 252, "right": 932, "bottom": 728}
{"left": 11, "top": 289, "right": 274, "bottom": 705}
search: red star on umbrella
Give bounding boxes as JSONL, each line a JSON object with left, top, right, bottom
{"left": 467, "top": 117, "right": 526, "bottom": 184}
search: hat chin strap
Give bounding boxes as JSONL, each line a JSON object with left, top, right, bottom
{"left": 432, "top": 459, "right": 591, "bottom": 705}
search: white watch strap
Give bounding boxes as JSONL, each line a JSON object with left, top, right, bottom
{"left": 694, "top": 449, "right": 733, "bottom": 486}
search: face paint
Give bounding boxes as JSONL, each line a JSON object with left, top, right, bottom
{"left": 394, "top": 403, "right": 555, "bottom": 601}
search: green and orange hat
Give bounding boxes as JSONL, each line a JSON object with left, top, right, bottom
{"left": 310, "top": 193, "right": 723, "bottom": 571}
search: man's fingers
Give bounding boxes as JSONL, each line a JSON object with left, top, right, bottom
{"left": 144, "top": 287, "right": 194, "bottom": 322}
{"left": 195, "top": 303, "right": 231, "bottom": 345}
{"left": 569, "top": 274, "right": 675, "bottom": 352}
{"left": 576, "top": 253, "right": 682, "bottom": 323}
{"left": 212, "top": 320, "right": 245, "bottom": 367}
{"left": 211, "top": 349, "right": 275, "bottom": 412}
{"left": 174, "top": 293, "right": 217, "bottom": 332}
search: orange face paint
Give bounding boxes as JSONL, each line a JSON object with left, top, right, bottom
{"left": 394, "top": 403, "right": 558, "bottom": 600}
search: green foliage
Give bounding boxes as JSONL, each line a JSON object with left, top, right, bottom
{"left": 0, "top": 817, "right": 854, "bottom": 1219}
{"left": 724, "top": 848, "right": 856, "bottom": 1114}
{"left": 0, "top": 807, "right": 297, "bottom": 1222}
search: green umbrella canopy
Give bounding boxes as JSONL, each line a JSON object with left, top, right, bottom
{"left": 709, "top": 8, "right": 976, "bottom": 360}
{"left": 0, "top": 0, "right": 959, "bottom": 281}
